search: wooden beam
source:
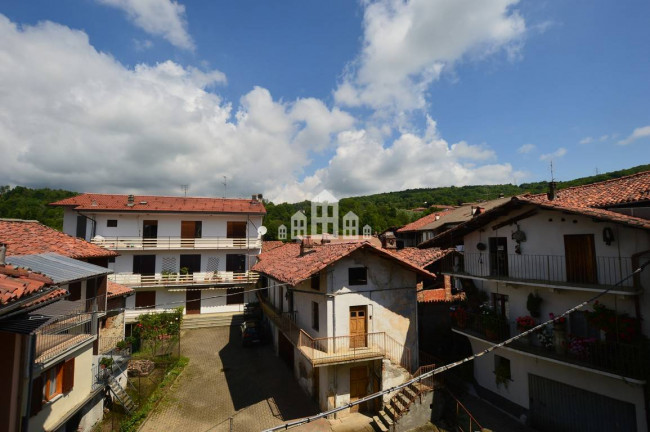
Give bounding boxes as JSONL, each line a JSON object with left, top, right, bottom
{"left": 492, "top": 209, "right": 538, "bottom": 231}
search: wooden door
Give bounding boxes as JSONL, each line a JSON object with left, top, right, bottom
{"left": 135, "top": 291, "right": 156, "bottom": 309}
{"left": 186, "top": 290, "right": 201, "bottom": 314}
{"left": 181, "top": 221, "right": 202, "bottom": 247}
{"left": 564, "top": 234, "right": 597, "bottom": 284}
{"left": 349, "top": 306, "right": 367, "bottom": 348}
{"left": 227, "top": 221, "right": 247, "bottom": 238}
{"left": 349, "top": 366, "right": 369, "bottom": 413}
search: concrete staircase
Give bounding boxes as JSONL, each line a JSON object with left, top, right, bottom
{"left": 372, "top": 382, "right": 433, "bottom": 432}
{"left": 107, "top": 375, "right": 137, "bottom": 414}
{"left": 181, "top": 312, "right": 245, "bottom": 330}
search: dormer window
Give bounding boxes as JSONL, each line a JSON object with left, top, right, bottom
{"left": 348, "top": 267, "right": 367, "bottom": 286}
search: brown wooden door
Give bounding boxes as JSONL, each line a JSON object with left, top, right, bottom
{"left": 349, "top": 366, "right": 369, "bottom": 413}
{"left": 186, "top": 290, "right": 201, "bottom": 314}
{"left": 181, "top": 221, "right": 202, "bottom": 247}
{"left": 349, "top": 306, "right": 367, "bottom": 348}
{"left": 564, "top": 234, "right": 597, "bottom": 284}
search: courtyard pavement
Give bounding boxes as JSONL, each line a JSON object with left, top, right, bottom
{"left": 139, "top": 326, "right": 331, "bottom": 432}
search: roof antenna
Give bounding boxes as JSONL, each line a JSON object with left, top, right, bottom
{"left": 181, "top": 184, "right": 189, "bottom": 197}
{"left": 547, "top": 161, "right": 557, "bottom": 201}
{"left": 222, "top": 176, "right": 227, "bottom": 199}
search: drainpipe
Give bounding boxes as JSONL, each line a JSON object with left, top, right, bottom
{"left": 21, "top": 334, "right": 36, "bottom": 432}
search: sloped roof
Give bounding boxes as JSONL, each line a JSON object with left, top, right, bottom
{"left": 6, "top": 253, "right": 112, "bottom": 284}
{"left": 524, "top": 170, "right": 650, "bottom": 208}
{"left": 51, "top": 193, "right": 266, "bottom": 214}
{"left": 252, "top": 241, "right": 435, "bottom": 286}
{"left": 0, "top": 264, "right": 56, "bottom": 307}
{"left": 261, "top": 241, "right": 285, "bottom": 253}
{"left": 107, "top": 280, "right": 134, "bottom": 299}
{"left": 0, "top": 219, "right": 117, "bottom": 259}
{"left": 421, "top": 172, "right": 650, "bottom": 248}
{"left": 397, "top": 209, "right": 454, "bottom": 233}
{"left": 385, "top": 247, "right": 454, "bottom": 269}
{"left": 398, "top": 198, "right": 510, "bottom": 234}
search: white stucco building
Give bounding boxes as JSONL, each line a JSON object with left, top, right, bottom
{"left": 252, "top": 239, "right": 434, "bottom": 418}
{"left": 423, "top": 172, "right": 650, "bottom": 431}
{"left": 51, "top": 193, "right": 266, "bottom": 322}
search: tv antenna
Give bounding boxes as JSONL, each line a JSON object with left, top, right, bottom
{"left": 181, "top": 184, "right": 189, "bottom": 197}
{"left": 222, "top": 176, "right": 227, "bottom": 198}
{"left": 549, "top": 161, "right": 555, "bottom": 182}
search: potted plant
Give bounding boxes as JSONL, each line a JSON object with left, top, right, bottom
{"left": 585, "top": 301, "right": 639, "bottom": 342}
{"left": 99, "top": 357, "right": 114, "bottom": 370}
{"left": 116, "top": 340, "right": 128, "bottom": 351}
{"left": 516, "top": 315, "right": 536, "bottom": 345}
{"left": 526, "top": 292, "right": 543, "bottom": 318}
{"left": 481, "top": 308, "right": 506, "bottom": 341}
{"left": 495, "top": 361, "right": 511, "bottom": 389}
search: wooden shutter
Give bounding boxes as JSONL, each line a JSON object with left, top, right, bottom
{"left": 62, "top": 358, "right": 75, "bottom": 393}
{"left": 30, "top": 376, "right": 43, "bottom": 417}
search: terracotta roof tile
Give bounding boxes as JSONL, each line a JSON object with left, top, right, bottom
{"left": 0, "top": 219, "right": 117, "bottom": 259}
{"left": 397, "top": 209, "right": 455, "bottom": 233}
{"left": 107, "top": 281, "right": 134, "bottom": 299}
{"left": 417, "top": 289, "right": 447, "bottom": 303}
{"left": 21, "top": 288, "right": 67, "bottom": 308}
{"left": 51, "top": 193, "right": 266, "bottom": 214}
{"left": 0, "top": 264, "right": 56, "bottom": 306}
{"left": 261, "top": 241, "right": 285, "bottom": 253}
{"left": 253, "top": 241, "right": 435, "bottom": 286}
{"left": 523, "top": 170, "right": 650, "bottom": 208}
{"left": 385, "top": 247, "right": 454, "bottom": 269}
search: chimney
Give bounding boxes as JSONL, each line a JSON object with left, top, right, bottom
{"left": 382, "top": 232, "right": 397, "bottom": 249}
{"left": 547, "top": 181, "right": 557, "bottom": 201}
{"left": 435, "top": 214, "right": 440, "bottom": 221}
{"left": 127, "top": 194, "right": 135, "bottom": 206}
{"left": 257, "top": 193, "right": 263, "bottom": 201}
{"left": 0, "top": 243, "right": 6, "bottom": 265}
{"left": 300, "top": 236, "right": 314, "bottom": 256}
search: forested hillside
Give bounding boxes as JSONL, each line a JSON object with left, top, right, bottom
{"left": 0, "top": 186, "right": 77, "bottom": 230}
{"left": 0, "top": 164, "right": 648, "bottom": 235}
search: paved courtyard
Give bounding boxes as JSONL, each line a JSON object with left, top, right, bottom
{"left": 139, "top": 326, "right": 331, "bottom": 432}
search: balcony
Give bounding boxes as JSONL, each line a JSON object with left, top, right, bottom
{"left": 258, "top": 294, "right": 411, "bottom": 371}
{"left": 109, "top": 271, "right": 259, "bottom": 288}
{"left": 91, "top": 236, "right": 262, "bottom": 251}
{"left": 441, "top": 253, "right": 638, "bottom": 294}
{"left": 35, "top": 315, "right": 95, "bottom": 364}
{"left": 451, "top": 311, "right": 649, "bottom": 380}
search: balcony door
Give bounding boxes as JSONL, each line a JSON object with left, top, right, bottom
{"left": 564, "top": 234, "right": 597, "bottom": 284}
{"left": 489, "top": 237, "right": 509, "bottom": 277}
{"left": 180, "top": 254, "right": 201, "bottom": 278}
{"left": 181, "top": 221, "right": 202, "bottom": 247}
{"left": 186, "top": 290, "right": 201, "bottom": 314}
{"left": 143, "top": 220, "right": 158, "bottom": 247}
{"left": 133, "top": 255, "right": 156, "bottom": 277}
{"left": 227, "top": 221, "right": 247, "bottom": 238}
{"left": 349, "top": 306, "right": 367, "bottom": 348}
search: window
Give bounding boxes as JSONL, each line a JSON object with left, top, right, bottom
{"left": 311, "top": 272, "right": 321, "bottom": 291}
{"left": 68, "top": 282, "right": 81, "bottom": 301}
{"left": 75, "top": 215, "right": 87, "bottom": 239}
{"left": 135, "top": 291, "right": 156, "bottom": 309}
{"left": 227, "top": 221, "right": 247, "bottom": 238}
{"left": 494, "top": 355, "right": 511, "bottom": 383}
{"left": 227, "top": 287, "right": 245, "bottom": 304}
{"left": 37, "top": 358, "right": 74, "bottom": 410}
{"left": 107, "top": 219, "right": 118, "bottom": 227}
{"left": 226, "top": 254, "right": 246, "bottom": 273}
{"left": 312, "top": 301, "right": 319, "bottom": 331}
{"left": 348, "top": 267, "right": 367, "bottom": 286}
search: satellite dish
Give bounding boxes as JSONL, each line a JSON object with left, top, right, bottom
{"left": 257, "top": 226, "right": 268, "bottom": 236}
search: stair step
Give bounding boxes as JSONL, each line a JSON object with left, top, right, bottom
{"left": 379, "top": 410, "right": 394, "bottom": 426}
{"left": 372, "top": 416, "right": 389, "bottom": 432}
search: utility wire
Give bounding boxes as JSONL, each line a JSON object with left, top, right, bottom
{"left": 262, "top": 260, "right": 650, "bottom": 432}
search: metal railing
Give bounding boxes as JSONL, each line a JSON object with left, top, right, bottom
{"left": 92, "top": 236, "right": 262, "bottom": 250}
{"left": 451, "top": 392, "right": 483, "bottom": 432}
{"left": 443, "top": 253, "right": 636, "bottom": 291}
{"left": 451, "top": 311, "right": 649, "bottom": 379}
{"left": 35, "top": 318, "right": 94, "bottom": 363}
{"left": 98, "top": 335, "right": 131, "bottom": 354}
{"left": 109, "top": 271, "right": 259, "bottom": 287}
{"left": 298, "top": 330, "right": 412, "bottom": 372}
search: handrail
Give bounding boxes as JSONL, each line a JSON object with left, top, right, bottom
{"left": 92, "top": 236, "right": 262, "bottom": 250}
{"left": 108, "top": 271, "right": 259, "bottom": 287}
{"left": 448, "top": 390, "right": 483, "bottom": 432}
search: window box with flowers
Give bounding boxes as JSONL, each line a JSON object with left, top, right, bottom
{"left": 516, "top": 315, "right": 536, "bottom": 345}
{"left": 585, "top": 301, "right": 639, "bottom": 343}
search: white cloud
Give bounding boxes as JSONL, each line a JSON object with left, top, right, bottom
{"left": 97, "top": 0, "right": 194, "bottom": 50}
{"left": 599, "top": 134, "right": 609, "bottom": 142}
{"left": 579, "top": 136, "right": 593, "bottom": 145}
{"left": 617, "top": 125, "right": 650, "bottom": 146}
{"left": 539, "top": 147, "right": 567, "bottom": 161}
{"left": 269, "top": 119, "right": 523, "bottom": 201}
{"left": 334, "top": 0, "right": 526, "bottom": 112}
{"left": 0, "top": 16, "right": 350, "bottom": 199}
{"left": 133, "top": 38, "right": 153, "bottom": 51}
{"left": 517, "top": 143, "right": 535, "bottom": 154}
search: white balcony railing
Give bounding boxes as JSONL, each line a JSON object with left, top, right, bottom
{"left": 91, "top": 236, "right": 262, "bottom": 251}
{"left": 108, "top": 271, "right": 259, "bottom": 287}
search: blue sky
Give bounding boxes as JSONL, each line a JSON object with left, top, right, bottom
{"left": 0, "top": 0, "right": 648, "bottom": 202}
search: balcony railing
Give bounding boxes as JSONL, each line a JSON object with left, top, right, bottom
{"left": 258, "top": 293, "right": 412, "bottom": 371}
{"left": 91, "top": 236, "right": 262, "bottom": 251}
{"left": 441, "top": 253, "right": 637, "bottom": 292}
{"left": 298, "top": 330, "right": 412, "bottom": 372}
{"left": 35, "top": 316, "right": 94, "bottom": 364}
{"left": 109, "top": 271, "right": 259, "bottom": 287}
{"left": 451, "top": 311, "right": 649, "bottom": 379}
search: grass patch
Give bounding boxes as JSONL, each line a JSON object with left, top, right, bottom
{"left": 119, "top": 356, "right": 189, "bottom": 432}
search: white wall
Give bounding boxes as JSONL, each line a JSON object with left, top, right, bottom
{"left": 469, "top": 338, "right": 647, "bottom": 431}
{"left": 29, "top": 342, "right": 99, "bottom": 432}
